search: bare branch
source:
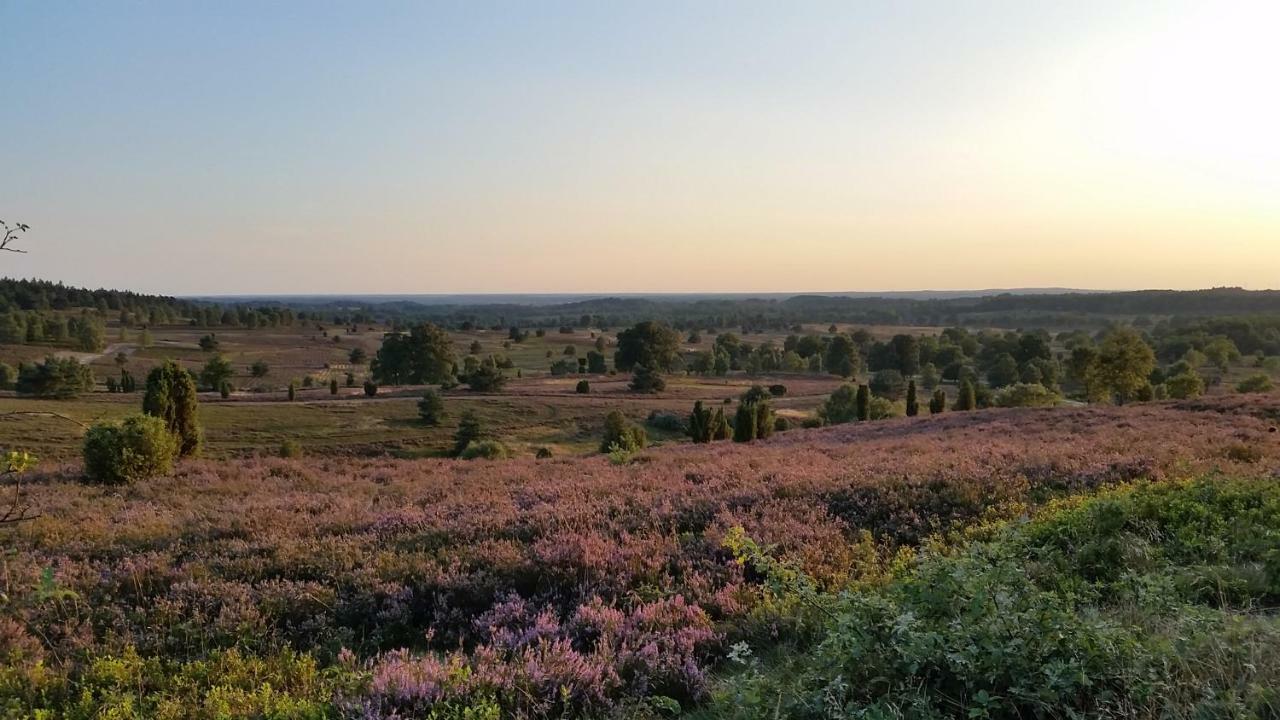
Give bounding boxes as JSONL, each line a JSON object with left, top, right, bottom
{"left": 0, "top": 220, "right": 30, "bottom": 254}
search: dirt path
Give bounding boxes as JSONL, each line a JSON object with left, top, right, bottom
{"left": 54, "top": 342, "right": 137, "bottom": 364}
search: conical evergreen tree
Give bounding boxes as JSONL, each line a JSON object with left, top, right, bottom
{"left": 955, "top": 379, "right": 977, "bottom": 411}
{"left": 929, "top": 388, "right": 947, "bottom": 414}
{"left": 142, "top": 359, "right": 201, "bottom": 457}
{"left": 688, "top": 400, "right": 713, "bottom": 443}
{"left": 905, "top": 379, "right": 919, "bottom": 417}
{"left": 733, "top": 402, "right": 757, "bottom": 442}
{"left": 855, "top": 384, "right": 871, "bottom": 421}
{"left": 710, "top": 407, "right": 731, "bottom": 440}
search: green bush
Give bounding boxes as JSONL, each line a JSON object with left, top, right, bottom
{"left": 549, "top": 358, "right": 577, "bottom": 376}
{"left": 418, "top": 389, "right": 445, "bottom": 425}
{"left": 601, "top": 410, "right": 647, "bottom": 453}
{"left": 278, "top": 439, "right": 302, "bottom": 458}
{"left": 869, "top": 369, "right": 906, "bottom": 400}
{"left": 866, "top": 395, "right": 897, "bottom": 420}
{"left": 1166, "top": 371, "right": 1205, "bottom": 399}
{"left": 15, "top": 356, "right": 94, "bottom": 398}
{"left": 994, "top": 382, "right": 1062, "bottom": 408}
{"left": 645, "top": 410, "right": 685, "bottom": 433}
{"left": 1237, "top": 374, "right": 1274, "bottom": 394}
{"left": 460, "top": 439, "right": 510, "bottom": 460}
{"left": 575, "top": 379, "right": 590, "bottom": 394}
{"left": 819, "top": 384, "right": 859, "bottom": 425}
{"left": 82, "top": 414, "right": 177, "bottom": 485}
{"left": 363, "top": 381, "right": 378, "bottom": 397}
{"left": 628, "top": 364, "right": 665, "bottom": 393}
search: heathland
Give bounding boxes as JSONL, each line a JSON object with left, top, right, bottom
{"left": 3, "top": 278, "right": 1280, "bottom": 718}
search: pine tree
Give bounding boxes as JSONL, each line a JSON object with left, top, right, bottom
{"left": 855, "top": 384, "right": 871, "bottom": 421}
{"left": 905, "top": 379, "right": 919, "bottom": 417}
{"left": 330, "top": 378, "right": 339, "bottom": 395}
{"left": 142, "top": 359, "right": 201, "bottom": 457}
{"left": 287, "top": 382, "right": 296, "bottom": 401}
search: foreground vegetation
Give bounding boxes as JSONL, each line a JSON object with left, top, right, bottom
{"left": 2, "top": 395, "right": 1278, "bottom": 717}
{"left": 713, "top": 476, "right": 1280, "bottom": 718}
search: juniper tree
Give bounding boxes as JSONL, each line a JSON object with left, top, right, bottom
{"left": 688, "top": 400, "right": 713, "bottom": 443}
{"left": 142, "top": 359, "right": 201, "bottom": 457}
{"left": 418, "top": 389, "right": 445, "bottom": 425}
{"left": 905, "top": 379, "right": 919, "bottom": 417}
{"left": 732, "top": 402, "right": 757, "bottom": 442}
{"left": 710, "top": 406, "right": 732, "bottom": 441}
{"left": 955, "top": 379, "right": 977, "bottom": 411}
{"left": 929, "top": 388, "right": 947, "bottom": 414}
{"left": 855, "top": 384, "right": 871, "bottom": 421}
{"left": 453, "top": 411, "right": 485, "bottom": 456}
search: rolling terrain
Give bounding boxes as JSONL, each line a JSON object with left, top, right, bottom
{"left": 3, "top": 394, "right": 1278, "bottom": 717}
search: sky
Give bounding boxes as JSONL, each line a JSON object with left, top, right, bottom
{"left": 2, "top": 0, "right": 1278, "bottom": 296}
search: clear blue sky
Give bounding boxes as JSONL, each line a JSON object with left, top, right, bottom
{"left": 3, "top": 1, "right": 1277, "bottom": 295}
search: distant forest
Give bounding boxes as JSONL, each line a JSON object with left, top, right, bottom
{"left": 6, "top": 277, "right": 1280, "bottom": 333}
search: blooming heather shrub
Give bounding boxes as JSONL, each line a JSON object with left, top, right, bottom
{"left": 6, "top": 396, "right": 1280, "bottom": 716}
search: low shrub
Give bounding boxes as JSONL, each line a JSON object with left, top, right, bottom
{"left": 82, "top": 414, "right": 177, "bottom": 485}
{"left": 1237, "top": 374, "right": 1274, "bottom": 394}
{"left": 645, "top": 410, "right": 685, "bottom": 433}
{"left": 994, "top": 382, "right": 1062, "bottom": 408}
{"left": 715, "top": 478, "right": 1280, "bottom": 719}
{"left": 460, "top": 439, "right": 510, "bottom": 460}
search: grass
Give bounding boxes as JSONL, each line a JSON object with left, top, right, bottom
{"left": 0, "top": 372, "right": 832, "bottom": 460}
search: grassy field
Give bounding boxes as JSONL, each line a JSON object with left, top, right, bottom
{"left": 0, "top": 372, "right": 845, "bottom": 461}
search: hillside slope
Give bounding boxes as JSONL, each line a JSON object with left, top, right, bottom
{"left": 3, "top": 397, "right": 1279, "bottom": 717}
